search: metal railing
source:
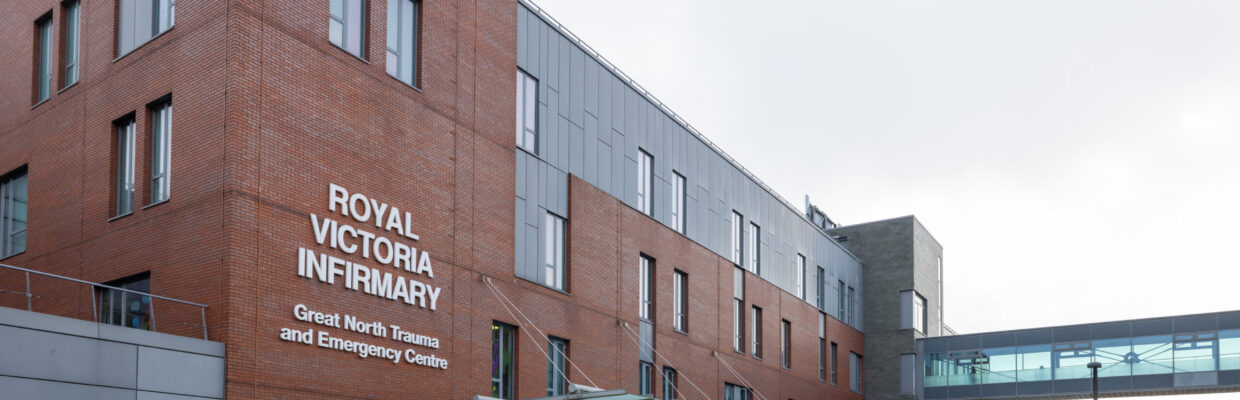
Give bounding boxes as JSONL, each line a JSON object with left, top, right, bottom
{"left": 0, "top": 263, "right": 208, "bottom": 340}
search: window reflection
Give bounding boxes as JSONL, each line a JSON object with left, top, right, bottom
{"left": 1016, "top": 344, "right": 1052, "bottom": 382}
{"left": 1092, "top": 337, "right": 1132, "bottom": 378}
{"left": 1132, "top": 335, "right": 1174, "bottom": 376}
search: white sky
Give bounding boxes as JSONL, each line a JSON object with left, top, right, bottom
{"left": 531, "top": 0, "right": 1240, "bottom": 398}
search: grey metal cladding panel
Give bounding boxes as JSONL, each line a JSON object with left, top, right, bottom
{"left": 1130, "top": 373, "right": 1172, "bottom": 390}
{"left": 0, "top": 324, "right": 138, "bottom": 388}
{"left": 1175, "top": 314, "right": 1218, "bottom": 333}
{"left": 546, "top": 29, "right": 559, "bottom": 92}
{"left": 525, "top": 225, "right": 539, "bottom": 280}
{"left": 1016, "top": 381, "right": 1053, "bottom": 396}
{"left": 598, "top": 71, "right": 612, "bottom": 137}
{"left": 137, "top": 392, "right": 220, "bottom": 400}
{"left": 1132, "top": 318, "right": 1173, "bottom": 336}
{"left": 980, "top": 383, "right": 1016, "bottom": 398}
{"left": 559, "top": 39, "right": 571, "bottom": 115}
{"left": 598, "top": 142, "right": 612, "bottom": 194}
{"left": 558, "top": 118, "right": 571, "bottom": 171}
{"left": 584, "top": 116, "right": 598, "bottom": 182}
{"left": 136, "top": 347, "right": 225, "bottom": 399}
{"left": 922, "top": 337, "right": 948, "bottom": 353}
{"left": 554, "top": 169, "right": 568, "bottom": 216}
{"left": 946, "top": 385, "right": 980, "bottom": 399}
{"left": 570, "top": 124, "right": 584, "bottom": 177}
{"left": 1220, "top": 312, "right": 1240, "bottom": 330}
{"left": 515, "top": 152, "right": 527, "bottom": 199}
{"left": 980, "top": 332, "right": 1016, "bottom": 348}
{"left": 613, "top": 134, "right": 625, "bottom": 199}
{"left": 1220, "top": 370, "right": 1240, "bottom": 385}
{"left": 514, "top": 198, "right": 526, "bottom": 278}
{"left": 536, "top": 210, "right": 546, "bottom": 284}
{"left": 1098, "top": 376, "right": 1131, "bottom": 392}
{"left": 570, "top": 49, "right": 585, "bottom": 126}
{"left": 527, "top": 161, "right": 540, "bottom": 224}
{"left": 611, "top": 79, "right": 625, "bottom": 134}
{"left": 1054, "top": 325, "right": 1091, "bottom": 343}
{"left": 0, "top": 376, "right": 136, "bottom": 400}
{"left": 1091, "top": 321, "right": 1130, "bottom": 340}
{"left": 583, "top": 57, "right": 598, "bottom": 117}
{"left": 924, "top": 386, "right": 948, "bottom": 399}
{"left": 1016, "top": 328, "right": 1053, "bottom": 345}
{"left": 947, "top": 334, "right": 981, "bottom": 351}
{"left": 1053, "top": 378, "right": 1090, "bottom": 394}
{"left": 516, "top": 7, "right": 528, "bottom": 69}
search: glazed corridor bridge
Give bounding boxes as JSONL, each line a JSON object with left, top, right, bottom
{"left": 916, "top": 310, "right": 1240, "bottom": 399}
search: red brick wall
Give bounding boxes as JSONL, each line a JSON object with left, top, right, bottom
{"left": 0, "top": 0, "right": 864, "bottom": 399}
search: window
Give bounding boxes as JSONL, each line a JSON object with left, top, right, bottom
{"left": 849, "top": 352, "right": 863, "bottom": 393}
{"left": 547, "top": 337, "right": 568, "bottom": 396}
{"left": 491, "top": 322, "right": 516, "bottom": 400}
{"left": 117, "top": 0, "right": 175, "bottom": 56}
{"left": 848, "top": 286, "right": 856, "bottom": 326}
{"left": 830, "top": 342, "right": 838, "bottom": 384}
{"left": 819, "top": 338, "right": 826, "bottom": 381}
{"left": 385, "top": 0, "right": 419, "bottom": 86}
{"left": 639, "top": 255, "right": 653, "bottom": 321}
{"left": 96, "top": 273, "right": 151, "bottom": 330}
{"left": 903, "top": 290, "right": 927, "bottom": 333}
{"left": 795, "top": 254, "right": 805, "bottom": 300}
{"left": 61, "top": 1, "right": 80, "bottom": 87}
{"left": 751, "top": 306, "right": 762, "bottom": 358}
{"left": 0, "top": 169, "right": 28, "bottom": 258}
{"left": 544, "top": 212, "right": 565, "bottom": 290}
{"left": 329, "top": 0, "right": 366, "bottom": 58}
{"left": 34, "top": 14, "right": 52, "bottom": 104}
{"left": 724, "top": 383, "right": 750, "bottom": 400}
{"left": 730, "top": 211, "right": 743, "bottom": 265}
{"left": 115, "top": 118, "right": 136, "bottom": 216}
{"left": 781, "top": 319, "right": 791, "bottom": 369}
{"left": 149, "top": 100, "right": 172, "bottom": 204}
{"left": 747, "top": 222, "right": 759, "bottom": 274}
{"left": 671, "top": 172, "right": 685, "bottom": 233}
{"left": 516, "top": 70, "right": 538, "bottom": 153}
{"left": 661, "top": 366, "right": 678, "bottom": 400}
{"left": 837, "top": 280, "right": 846, "bottom": 321}
{"left": 816, "top": 266, "right": 825, "bottom": 309}
{"left": 672, "top": 269, "right": 687, "bottom": 332}
{"left": 733, "top": 267, "right": 744, "bottom": 353}
{"left": 639, "top": 361, "right": 653, "bottom": 395}
{"left": 637, "top": 149, "right": 653, "bottom": 216}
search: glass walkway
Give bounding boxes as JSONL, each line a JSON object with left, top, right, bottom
{"left": 917, "top": 310, "right": 1240, "bottom": 399}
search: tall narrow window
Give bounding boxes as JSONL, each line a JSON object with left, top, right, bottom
{"left": 96, "top": 273, "right": 152, "bottom": 330}
{"left": 795, "top": 254, "right": 806, "bottom": 300}
{"left": 848, "top": 286, "right": 856, "bottom": 326}
{"left": 819, "top": 337, "right": 827, "bottom": 381}
{"left": 547, "top": 337, "right": 568, "bottom": 396}
{"left": 0, "top": 169, "right": 28, "bottom": 258}
{"left": 544, "top": 212, "right": 566, "bottom": 290}
{"left": 781, "top": 319, "right": 791, "bottom": 369}
{"left": 837, "top": 280, "right": 846, "bottom": 321}
{"left": 115, "top": 118, "right": 136, "bottom": 216}
{"left": 730, "top": 211, "right": 743, "bottom": 265}
{"left": 329, "top": 0, "right": 366, "bottom": 58}
{"left": 34, "top": 14, "right": 52, "bottom": 104}
{"left": 732, "top": 267, "right": 744, "bottom": 353}
{"left": 637, "top": 149, "right": 653, "bottom": 216}
{"left": 747, "top": 222, "right": 759, "bottom": 274}
{"left": 672, "top": 269, "right": 687, "bottom": 332}
{"left": 639, "top": 255, "right": 653, "bottom": 321}
{"left": 61, "top": 1, "right": 81, "bottom": 87}
{"left": 661, "top": 366, "right": 678, "bottom": 400}
{"left": 816, "top": 266, "right": 825, "bottom": 309}
{"left": 515, "top": 70, "right": 538, "bottom": 153}
{"left": 671, "top": 172, "right": 685, "bottom": 233}
{"left": 830, "top": 342, "right": 839, "bottom": 384}
{"left": 913, "top": 292, "right": 926, "bottom": 333}
{"left": 849, "top": 352, "right": 863, "bottom": 393}
{"left": 491, "top": 322, "right": 516, "bottom": 400}
{"left": 751, "top": 306, "right": 762, "bottom": 359}
{"left": 639, "top": 361, "right": 653, "bottom": 395}
{"left": 385, "top": 0, "right": 419, "bottom": 86}
{"left": 117, "top": 0, "right": 175, "bottom": 56}
{"left": 149, "top": 100, "right": 172, "bottom": 204}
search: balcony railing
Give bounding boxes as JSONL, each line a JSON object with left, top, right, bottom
{"left": 0, "top": 263, "right": 208, "bottom": 340}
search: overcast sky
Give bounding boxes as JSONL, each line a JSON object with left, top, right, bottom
{"left": 532, "top": 0, "right": 1240, "bottom": 397}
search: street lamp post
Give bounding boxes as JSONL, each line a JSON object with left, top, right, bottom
{"left": 1087, "top": 361, "right": 1102, "bottom": 400}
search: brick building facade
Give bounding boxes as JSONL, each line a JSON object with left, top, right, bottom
{"left": 0, "top": 1, "right": 870, "bottom": 399}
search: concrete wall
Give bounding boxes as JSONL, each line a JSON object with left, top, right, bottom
{"left": 0, "top": 306, "right": 225, "bottom": 400}
{"left": 830, "top": 216, "right": 944, "bottom": 400}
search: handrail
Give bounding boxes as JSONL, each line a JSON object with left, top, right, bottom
{"left": 0, "top": 262, "right": 208, "bottom": 340}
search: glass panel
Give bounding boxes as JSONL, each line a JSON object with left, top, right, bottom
{"left": 515, "top": 71, "right": 524, "bottom": 145}
{"left": 117, "top": 123, "right": 135, "bottom": 215}
{"left": 345, "top": 0, "right": 364, "bottom": 56}
{"left": 329, "top": 19, "right": 343, "bottom": 46}
{"left": 37, "top": 20, "right": 51, "bottom": 102}
{"left": 1131, "top": 335, "right": 1174, "bottom": 376}
{"left": 1220, "top": 329, "right": 1240, "bottom": 371}
{"left": 386, "top": 0, "right": 399, "bottom": 55}
{"left": 1174, "top": 337, "right": 1217, "bottom": 373}
{"left": 399, "top": 0, "right": 415, "bottom": 83}
{"left": 924, "top": 352, "right": 948, "bottom": 387}
{"left": 982, "top": 347, "right": 1017, "bottom": 383}
{"left": 1053, "top": 343, "right": 1093, "bottom": 380}
{"left": 1015, "top": 344, "right": 1051, "bottom": 382}
{"left": 1093, "top": 337, "right": 1132, "bottom": 377}
{"left": 65, "top": 2, "right": 80, "bottom": 86}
